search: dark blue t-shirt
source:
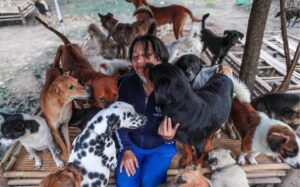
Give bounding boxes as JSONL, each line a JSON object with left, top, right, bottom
{"left": 115, "top": 73, "right": 166, "bottom": 153}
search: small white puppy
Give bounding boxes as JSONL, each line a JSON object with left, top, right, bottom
{"left": 208, "top": 148, "right": 249, "bottom": 187}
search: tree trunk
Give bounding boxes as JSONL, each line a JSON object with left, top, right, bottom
{"left": 239, "top": 0, "right": 272, "bottom": 93}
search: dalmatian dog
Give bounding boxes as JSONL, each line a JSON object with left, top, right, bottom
{"left": 68, "top": 101, "right": 147, "bottom": 187}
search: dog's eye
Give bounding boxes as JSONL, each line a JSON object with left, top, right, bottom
{"left": 68, "top": 85, "right": 75, "bottom": 90}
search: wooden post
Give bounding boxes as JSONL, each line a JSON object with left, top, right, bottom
{"left": 18, "top": 7, "right": 26, "bottom": 25}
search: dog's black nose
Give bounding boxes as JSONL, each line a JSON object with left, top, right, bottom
{"left": 86, "top": 86, "right": 92, "bottom": 95}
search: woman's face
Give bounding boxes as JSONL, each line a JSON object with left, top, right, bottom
{"left": 131, "top": 41, "right": 161, "bottom": 76}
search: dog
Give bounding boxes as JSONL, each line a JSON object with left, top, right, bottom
{"left": 40, "top": 60, "right": 91, "bottom": 157}
{"left": 35, "top": 16, "right": 119, "bottom": 109}
{"left": 230, "top": 79, "right": 300, "bottom": 168}
{"left": 175, "top": 54, "right": 206, "bottom": 84}
{"left": 201, "top": 13, "right": 244, "bottom": 66}
{"left": 68, "top": 101, "right": 147, "bottom": 187}
{"left": 0, "top": 112, "right": 64, "bottom": 169}
{"left": 251, "top": 93, "right": 300, "bottom": 131}
{"left": 32, "top": 0, "right": 53, "bottom": 25}
{"left": 208, "top": 148, "right": 249, "bottom": 187}
{"left": 40, "top": 164, "right": 82, "bottom": 187}
{"left": 84, "top": 23, "right": 119, "bottom": 59}
{"left": 125, "top": 0, "right": 201, "bottom": 39}
{"left": 147, "top": 63, "right": 233, "bottom": 166}
{"left": 275, "top": 7, "right": 300, "bottom": 27}
{"left": 167, "top": 169, "right": 212, "bottom": 187}
{"left": 98, "top": 7, "right": 156, "bottom": 58}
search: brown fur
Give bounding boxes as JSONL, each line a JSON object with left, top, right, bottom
{"left": 168, "top": 169, "right": 211, "bottom": 187}
{"left": 40, "top": 60, "right": 90, "bottom": 156}
{"left": 230, "top": 98, "right": 261, "bottom": 153}
{"left": 40, "top": 165, "right": 82, "bottom": 187}
{"left": 126, "top": 0, "right": 201, "bottom": 39}
{"left": 35, "top": 16, "right": 119, "bottom": 108}
{"left": 98, "top": 9, "right": 156, "bottom": 58}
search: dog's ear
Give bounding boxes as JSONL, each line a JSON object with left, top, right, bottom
{"left": 156, "top": 77, "right": 171, "bottom": 105}
{"left": 238, "top": 32, "right": 244, "bottom": 40}
{"left": 98, "top": 13, "right": 103, "bottom": 18}
{"left": 108, "top": 13, "right": 113, "bottom": 18}
{"left": 267, "top": 132, "right": 288, "bottom": 152}
{"left": 223, "top": 30, "right": 230, "bottom": 36}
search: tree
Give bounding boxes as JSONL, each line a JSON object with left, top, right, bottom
{"left": 239, "top": 0, "right": 272, "bottom": 92}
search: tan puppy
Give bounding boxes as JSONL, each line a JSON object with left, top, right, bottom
{"left": 40, "top": 62, "right": 90, "bottom": 157}
{"left": 40, "top": 164, "right": 82, "bottom": 187}
{"left": 168, "top": 169, "right": 211, "bottom": 187}
{"left": 208, "top": 148, "right": 249, "bottom": 187}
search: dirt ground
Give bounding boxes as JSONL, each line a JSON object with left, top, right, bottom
{"left": 0, "top": 0, "right": 299, "bottom": 186}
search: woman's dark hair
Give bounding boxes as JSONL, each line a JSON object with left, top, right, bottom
{"left": 128, "top": 35, "right": 169, "bottom": 63}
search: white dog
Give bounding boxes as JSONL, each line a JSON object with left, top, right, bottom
{"left": 0, "top": 113, "right": 64, "bottom": 169}
{"left": 208, "top": 148, "right": 249, "bottom": 187}
{"left": 68, "top": 101, "right": 147, "bottom": 187}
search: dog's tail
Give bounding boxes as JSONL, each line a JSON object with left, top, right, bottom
{"left": 202, "top": 13, "right": 210, "bottom": 30}
{"left": 183, "top": 8, "right": 202, "bottom": 22}
{"left": 231, "top": 77, "right": 251, "bottom": 103}
{"left": 275, "top": 11, "right": 281, "bottom": 17}
{"left": 35, "top": 16, "right": 71, "bottom": 45}
{"left": 133, "top": 6, "right": 154, "bottom": 18}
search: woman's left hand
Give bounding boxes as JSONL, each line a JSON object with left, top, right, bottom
{"left": 158, "top": 116, "right": 180, "bottom": 140}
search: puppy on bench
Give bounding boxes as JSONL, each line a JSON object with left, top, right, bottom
{"left": 35, "top": 16, "right": 118, "bottom": 109}
{"left": 125, "top": 0, "right": 202, "bottom": 39}
{"left": 201, "top": 13, "right": 244, "bottom": 66}
{"left": 98, "top": 7, "right": 156, "bottom": 58}
{"left": 40, "top": 59, "right": 91, "bottom": 157}
{"left": 0, "top": 112, "right": 64, "bottom": 169}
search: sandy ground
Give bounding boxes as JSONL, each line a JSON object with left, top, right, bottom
{"left": 0, "top": 0, "right": 299, "bottom": 186}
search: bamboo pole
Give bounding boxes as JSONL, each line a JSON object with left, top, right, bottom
{"left": 3, "top": 171, "right": 51, "bottom": 178}
{"left": 5, "top": 144, "right": 23, "bottom": 171}
{"left": 0, "top": 143, "right": 17, "bottom": 169}
{"left": 7, "top": 179, "right": 42, "bottom": 186}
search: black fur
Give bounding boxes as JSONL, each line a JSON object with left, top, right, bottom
{"left": 201, "top": 13, "right": 244, "bottom": 66}
{"left": 275, "top": 7, "right": 300, "bottom": 27}
{"left": 69, "top": 107, "right": 102, "bottom": 130}
{"left": 34, "top": 0, "right": 51, "bottom": 16}
{"left": 175, "top": 54, "right": 206, "bottom": 83}
{"left": 149, "top": 63, "right": 233, "bottom": 156}
{"left": 251, "top": 93, "right": 300, "bottom": 130}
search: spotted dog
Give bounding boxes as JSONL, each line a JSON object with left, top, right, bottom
{"left": 68, "top": 101, "right": 147, "bottom": 187}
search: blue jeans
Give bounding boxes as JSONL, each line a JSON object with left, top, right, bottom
{"left": 115, "top": 142, "right": 176, "bottom": 187}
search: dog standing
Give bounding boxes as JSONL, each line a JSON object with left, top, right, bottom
{"left": 251, "top": 93, "right": 300, "bottom": 131}
{"left": 201, "top": 13, "right": 244, "bottom": 66}
{"left": 0, "top": 113, "right": 64, "bottom": 169}
{"left": 125, "top": 0, "right": 201, "bottom": 39}
{"left": 230, "top": 79, "right": 300, "bottom": 168}
{"left": 68, "top": 101, "right": 147, "bottom": 187}
{"left": 275, "top": 7, "right": 300, "bottom": 27}
{"left": 98, "top": 7, "right": 156, "bottom": 58}
{"left": 208, "top": 148, "right": 249, "bottom": 187}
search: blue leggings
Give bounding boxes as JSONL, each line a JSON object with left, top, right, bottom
{"left": 115, "top": 142, "right": 176, "bottom": 187}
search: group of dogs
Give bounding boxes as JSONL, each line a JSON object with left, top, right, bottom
{"left": 0, "top": 0, "right": 300, "bottom": 187}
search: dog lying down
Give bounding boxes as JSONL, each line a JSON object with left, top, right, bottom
{"left": 167, "top": 169, "right": 212, "bottom": 187}
{"left": 68, "top": 101, "right": 147, "bottom": 187}
{"left": 0, "top": 112, "right": 64, "bottom": 169}
{"left": 208, "top": 148, "right": 249, "bottom": 187}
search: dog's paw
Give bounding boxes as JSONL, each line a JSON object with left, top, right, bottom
{"left": 229, "top": 131, "right": 237, "bottom": 139}
{"left": 249, "top": 158, "right": 258, "bottom": 165}
{"left": 267, "top": 153, "right": 282, "bottom": 163}
{"left": 214, "top": 129, "right": 221, "bottom": 139}
{"left": 55, "top": 159, "right": 64, "bottom": 168}
{"left": 238, "top": 156, "right": 246, "bottom": 165}
{"left": 34, "top": 161, "right": 42, "bottom": 169}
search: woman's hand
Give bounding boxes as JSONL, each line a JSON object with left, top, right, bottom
{"left": 158, "top": 116, "right": 180, "bottom": 140}
{"left": 120, "top": 150, "right": 139, "bottom": 176}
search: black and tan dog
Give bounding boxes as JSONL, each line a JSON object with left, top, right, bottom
{"left": 251, "top": 93, "right": 300, "bottom": 131}
{"left": 201, "top": 13, "right": 244, "bottom": 66}
{"left": 98, "top": 7, "right": 156, "bottom": 58}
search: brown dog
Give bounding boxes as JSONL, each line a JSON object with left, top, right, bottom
{"left": 126, "top": 0, "right": 201, "bottom": 39}
{"left": 168, "top": 169, "right": 211, "bottom": 187}
{"left": 40, "top": 58, "right": 90, "bottom": 156}
{"left": 35, "top": 16, "right": 119, "bottom": 109}
{"left": 98, "top": 7, "right": 156, "bottom": 58}
{"left": 40, "top": 164, "right": 82, "bottom": 187}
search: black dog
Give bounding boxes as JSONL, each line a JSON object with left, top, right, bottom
{"left": 147, "top": 63, "right": 233, "bottom": 166}
{"left": 275, "top": 7, "right": 300, "bottom": 27}
{"left": 201, "top": 13, "right": 244, "bottom": 66}
{"left": 175, "top": 54, "right": 206, "bottom": 84}
{"left": 251, "top": 93, "right": 300, "bottom": 130}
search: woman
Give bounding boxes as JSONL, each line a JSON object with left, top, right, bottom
{"left": 115, "top": 35, "right": 180, "bottom": 187}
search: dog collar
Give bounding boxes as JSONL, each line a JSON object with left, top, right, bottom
{"left": 106, "top": 21, "right": 119, "bottom": 42}
{"left": 214, "top": 163, "right": 236, "bottom": 172}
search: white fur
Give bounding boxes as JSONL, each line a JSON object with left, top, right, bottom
{"left": 231, "top": 78, "right": 251, "bottom": 103}
{"left": 68, "top": 101, "right": 146, "bottom": 187}
{"left": 0, "top": 114, "right": 63, "bottom": 169}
